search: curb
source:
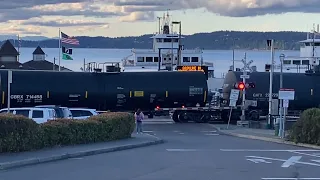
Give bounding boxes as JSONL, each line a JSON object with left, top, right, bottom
{"left": 211, "top": 125, "right": 320, "bottom": 150}
{"left": 0, "top": 136, "right": 164, "bottom": 170}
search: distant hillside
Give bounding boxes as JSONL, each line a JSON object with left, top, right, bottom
{"left": 0, "top": 31, "right": 308, "bottom": 50}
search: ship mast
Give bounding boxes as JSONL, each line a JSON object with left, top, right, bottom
{"left": 312, "top": 24, "right": 315, "bottom": 58}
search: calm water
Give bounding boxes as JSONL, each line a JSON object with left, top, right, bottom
{"left": 17, "top": 48, "right": 300, "bottom": 78}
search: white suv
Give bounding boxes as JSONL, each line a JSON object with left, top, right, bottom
{"left": 69, "top": 108, "right": 98, "bottom": 120}
{"left": 0, "top": 107, "right": 57, "bottom": 124}
{"left": 35, "top": 105, "right": 73, "bottom": 119}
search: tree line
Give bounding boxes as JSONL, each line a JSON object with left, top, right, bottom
{"left": 0, "top": 31, "right": 308, "bottom": 50}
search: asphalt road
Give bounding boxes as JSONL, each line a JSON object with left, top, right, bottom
{"left": 1, "top": 121, "right": 320, "bottom": 180}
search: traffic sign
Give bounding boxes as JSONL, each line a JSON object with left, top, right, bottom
{"left": 229, "top": 99, "right": 237, "bottom": 107}
{"left": 240, "top": 75, "right": 250, "bottom": 79}
{"left": 230, "top": 89, "right": 240, "bottom": 100}
{"left": 279, "top": 88, "right": 295, "bottom": 100}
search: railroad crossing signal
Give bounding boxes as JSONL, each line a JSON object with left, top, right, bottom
{"left": 234, "top": 82, "right": 256, "bottom": 91}
{"left": 241, "top": 59, "right": 254, "bottom": 72}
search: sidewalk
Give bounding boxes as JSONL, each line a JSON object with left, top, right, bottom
{"left": 210, "top": 124, "right": 320, "bottom": 150}
{"left": 0, "top": 133, "right": 164, "bottom": 170}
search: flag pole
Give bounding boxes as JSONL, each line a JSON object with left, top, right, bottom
{"left": 58, "top": 28, "right": 61, "bottom": 71}
{"left": 17, "top": 34, "right": 20, "bottom": 62}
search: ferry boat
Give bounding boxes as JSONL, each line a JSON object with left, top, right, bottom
{"left": 119, "top": 12, "right": 215, "bottom": 78}
{"left": 272, "top": 25, "right": 320, "bottom": 72}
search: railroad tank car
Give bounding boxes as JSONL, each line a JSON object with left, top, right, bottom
{"left": 222, "top": 70, "right": 320, "bottom": 115}
{"left": 0, "top": 70, "right": 208, "bottom": 112}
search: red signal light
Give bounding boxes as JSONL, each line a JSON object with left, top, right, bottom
{"left": 156, "top": 106, "right": 160, "bottom": 109}
{"left": 237, "top": 82, "right": 245, "bottom": 90}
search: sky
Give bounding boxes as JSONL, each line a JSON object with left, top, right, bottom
{"left": 0, "top": 0, "right": 320, "bottom": 38}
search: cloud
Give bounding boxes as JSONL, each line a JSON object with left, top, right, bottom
{"left": 1, "top": 0, "right": 320, "bottom": 37}
{"left": 111, "top": 0, "right": 320, "bottom": 17}
{"left": 1, "top": 0, "right": 320, "bottom": 25}
{"left": 119, "top": 11, "right": 155, "bottom": 22}
{"left": 0, "top": 0, "right": 94, "bottom": 9}
{"left": 0, "top": 25, "right": 47, "bottom": 35}
{"left": 75, "top": 24, "right": 109, "bottom": 33}
{"left": 22, "top": 18, "right": 107, "bottom": 27}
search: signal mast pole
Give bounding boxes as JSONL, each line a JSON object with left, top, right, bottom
{"left": 239, "top": 53, "right": 253, "bottom": 123}
{"left": 241, "top": 53, "right": 247, "bottom": 121}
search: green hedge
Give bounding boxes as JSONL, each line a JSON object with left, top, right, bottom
{"left": 0, "top": 112, "right": 135, "bottom": 153}
{"left": 289, "top": 108, "right": 320, "bottom": 145}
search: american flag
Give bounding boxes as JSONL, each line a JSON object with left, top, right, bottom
{"left": 61, "top": 32, "right": 79, "bottom": 45}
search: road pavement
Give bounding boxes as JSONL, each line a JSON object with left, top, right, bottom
{"left": 0, "top": 120, "right": 319, "bottom": 180}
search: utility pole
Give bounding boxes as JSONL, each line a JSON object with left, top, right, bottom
{"left": 267, "top": 39, "right": 275, "bottom": 128}
{"left": 232, "top": 41, "right": 235, "bottom": 71}
{"left": 232, "top": 38, "right": 239, "bottom": 71}
{"left": 279, "top": 54, "right": 285, "bottom": 137}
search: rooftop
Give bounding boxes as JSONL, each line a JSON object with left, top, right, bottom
{"left": 23, "top": 60, "right": 72, "bottom": 71}
{"left": 33, "top": 46, "right": 45, "bottom": 55}
{"left": 0, "top": 40, "right": 19, "bottom": 56}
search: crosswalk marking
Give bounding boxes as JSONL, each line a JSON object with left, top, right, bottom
{"left": 201, "top": 130, "right": 217, "bottom": 133}
{"left": 204, "top": 133, "right": 219, "bottom": 136}
{"left": 139, "top": 130, "right": 219, "bottom": 136}
{"left": 143, "top": 131, "right": 154, "bottom": 133}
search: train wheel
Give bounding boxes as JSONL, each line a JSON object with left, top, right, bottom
{"left": 172, "top": 111, "right": 181, "bottom": 123}
{"left": 148, "top": 112, "right": 154, "bottom": 119}
{"left": 220, "top": 111, "right": 229, "bottom": 123}
{"left": 200, "top": 113, "right": 211, "bottom": 123}
{"left": 248, "top": 110, "right": 260, "bottom": 121}
{"left": 178, "top": 112, "right": 190, "bottom": 123}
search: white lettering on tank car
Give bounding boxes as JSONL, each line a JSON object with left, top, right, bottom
{"left": 253, "top": 93, "right": 263, "bottom": 98}
{"left": 10, "top": 95, "right": 24, "bottom": 99}
{"left": 26, "top": 95, "right": 43, "bottom": 99}
{"left": 265, "top": 93, "right": 279, "bottom": 98}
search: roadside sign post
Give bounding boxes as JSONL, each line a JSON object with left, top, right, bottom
{"left": 278, "top": 88, "right": 295, "bottom": 138}
{"left": 227, "top": 89, "right": 240, "bottom": 129}
{"left": 267, "top": 39, "right": 275, "bottom": 128}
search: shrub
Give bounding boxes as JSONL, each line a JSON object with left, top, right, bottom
{"left": 0, "top": 113, "right": 41, "bottom": 152}
{"left": 0, "top": 112, "right": 135, "bottom": 153}
{"left": 289, "top": 108, "right": 320, "bottom": 145}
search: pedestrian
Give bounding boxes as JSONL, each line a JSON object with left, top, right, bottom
{"left": 135, "top": 108, "right": 144, "bottom": 134}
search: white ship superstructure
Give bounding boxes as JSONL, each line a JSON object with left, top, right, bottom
{"left": 279, "top": 25, "right": 320, "bottom": 71}
{"left": 120, "top": 12, "right": 215, "bottom": 78}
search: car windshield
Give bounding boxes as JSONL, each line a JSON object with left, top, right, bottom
{"left": 62, "top": 108, "right": 72, "bottom": 117}
{"left": 40, "top": 107, "right": 63, "bottom": 118}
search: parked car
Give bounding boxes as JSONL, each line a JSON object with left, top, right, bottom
{"left": 35, "top": 105, "right": 73, "bottom": 119}
{"left": 69, "top": 108, "right": 98, "bottom": 119}
{"left": 0, "top": 107, "right": 57, "bottom": 124}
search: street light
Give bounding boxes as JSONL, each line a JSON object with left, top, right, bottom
{"left": 279, "top": 53, "right": 285, "bottom": 137}
{"left": 232, "top": 38, "right": 240, "bottom": 71}
{"left": 172, "top": 21, "right": 181, "bottom": 66}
